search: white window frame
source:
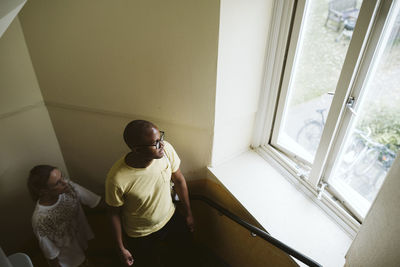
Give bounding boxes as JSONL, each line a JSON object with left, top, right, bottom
{"left": 253, "top": 0, "right": 397, "bottom": 231}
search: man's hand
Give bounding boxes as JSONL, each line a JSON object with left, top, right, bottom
{"left": 186, "top": 213, "right": 195, "bottom": 232}
{"left": 108, "top": 205, "right": 133, "bottom": 266}
{"left": 119, "top": 247, "right": 134, "bottom": 266}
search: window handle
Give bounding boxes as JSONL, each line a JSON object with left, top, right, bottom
{"left": 295, "top": 164, "right": 310, "bottom": 180}
{"left": 346, "top": 96, "right": 357, "bottom": 116}
{"left": 317, "top": 182, "right": 328, "bottom": 200}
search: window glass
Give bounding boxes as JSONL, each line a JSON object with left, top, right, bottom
{"left": 277, "top": 0, "right": 362, "bottom": 163}
{"left": 328, "top": 7, "right": 400, "bottom": 218}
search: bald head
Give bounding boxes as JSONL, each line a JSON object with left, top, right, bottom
{"left": 123, "top": 120, "right": 157, "bottom": 149}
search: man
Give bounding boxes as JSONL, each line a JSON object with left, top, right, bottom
{"left": 106, "top": 120, "right": 194, "bottom": 267}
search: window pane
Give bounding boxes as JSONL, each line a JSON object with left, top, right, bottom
{"left": 329, "top": 7, "right": 400, "bottom": 218}
{"left": 277, "top": 0, "right": 362, "bottom": 163}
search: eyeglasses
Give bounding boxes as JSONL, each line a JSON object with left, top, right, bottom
{"left": 134, "top": 131, "right": 165, "bottom": 149}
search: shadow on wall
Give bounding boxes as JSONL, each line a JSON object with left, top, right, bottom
{"left": 25, "top": 178, "right": 298, "bottom": 267}
{"left": 188, "top": 178, "right": 298, "bottom": 267}
{"left": 0, "top": 181, "right": 36, "bottom": 254}
{"left": 47, "top": 104, "right": 212, "bottom": 194}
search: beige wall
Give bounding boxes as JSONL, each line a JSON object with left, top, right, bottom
{"left": 0, "top": 19, "right": 67, "bottom": 253}
{"left": 19, "top": 0, "right": 220, "bottom": 189}
{"left": 4, "top": 0, "right": 399, "bottom": 263}
{"left": 189, "top": 178, "right": 297, "bottom": 267}
{"left": 345, "top": 156, "right": 400, "bottom": 267}
{"left": 211, "top": 0, "right": 273, "bottom": 166}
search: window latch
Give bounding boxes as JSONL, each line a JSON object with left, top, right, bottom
{"left": 295, "top": 164, "right": 310, "bottom": 180}
{"left": 317, "top": 182, "right": 328, "bottom": 200}
{"left": 346, "top": 96, "right": 357, "bottom": 116}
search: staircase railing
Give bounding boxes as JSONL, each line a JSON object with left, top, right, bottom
{"left": 190, "top": 194, "right": 323, "bottom": 267}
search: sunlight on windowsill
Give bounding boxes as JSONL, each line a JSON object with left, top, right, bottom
{"left": 208, "top": 150, "right": 353, "bottom": 267}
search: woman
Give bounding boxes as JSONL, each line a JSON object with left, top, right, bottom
{"left": 28, "top": 165, "right": 101, "bottom": 267}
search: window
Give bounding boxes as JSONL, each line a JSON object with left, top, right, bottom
{"left": 255, "top": 0, "right": 400, "bottom": 225}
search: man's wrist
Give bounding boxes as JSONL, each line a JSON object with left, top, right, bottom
{"left": 186, "top": 208, "right": 193, "bottom": 216}
{"left": 117, "top": 243, "right": 126, "bottom": 251}
{"left": 113, "top": 239, "right": 126, "bottom": 251}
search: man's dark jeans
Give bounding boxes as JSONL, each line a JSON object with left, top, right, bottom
{"left": 124, "top": 210, "right": 193, "bottom": 267}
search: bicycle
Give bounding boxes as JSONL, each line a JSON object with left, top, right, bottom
{"left": 295, "top": 92, "right": 334, "bottom": 154}
{"left": 295, "top": 96, "right": 396, "bottom": 176}
{"left": 341, "top": 129, "right": 395, "bottom": 173}
{"left": 341, "top": 129, "right": 378, "bottom": 177}
{"left": 296, "top": 108, "right": 326, "bottom": 154}
{"left": 337, "top": 128, "right": 396, "bottom": 194}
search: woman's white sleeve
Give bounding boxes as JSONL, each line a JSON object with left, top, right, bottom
{"left": 70, "top": 181, "right": 101, "bottom": 208}
{"left": 38, "top": 235, "right": 60, "bottom": 260}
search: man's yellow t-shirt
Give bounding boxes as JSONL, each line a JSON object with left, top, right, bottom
{"left": 105, "top": 141, "right": 180, "bottom": 237}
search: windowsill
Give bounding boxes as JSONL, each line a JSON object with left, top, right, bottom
{"left": 208, "top": 149, "right": 353, "bottom": 267}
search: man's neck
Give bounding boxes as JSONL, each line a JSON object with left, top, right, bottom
{"left": 125, "top": 152, "right": 153, "bottom": 168}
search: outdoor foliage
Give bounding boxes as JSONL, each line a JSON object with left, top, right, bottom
{"left": 358, "top": 104, "right": 400, "bottom": 151}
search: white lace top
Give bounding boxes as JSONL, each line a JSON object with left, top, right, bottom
{"left": 32, "top": 181, "right": 100, "bottom": 267}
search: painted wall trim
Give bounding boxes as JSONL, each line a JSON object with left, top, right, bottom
{"left": 0, "top": 0, "right": 26, "bottom": 38}
{"left": 0, "top": 100, "right": 44, "bottom": 120}
{"left": 45, "top": 101, "right": 211, "bottom": 132}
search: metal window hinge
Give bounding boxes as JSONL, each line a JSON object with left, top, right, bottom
{"left": 346, "top": 96, "right": 357, "bottom": 116}
{"left": 317, "top": 182, "right": 328, "bottom": 200}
